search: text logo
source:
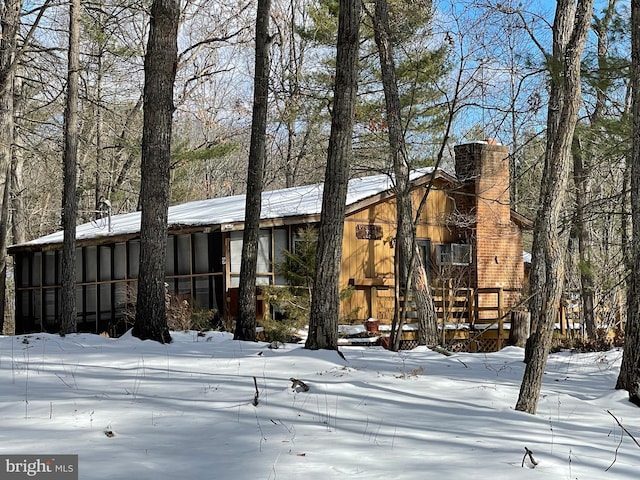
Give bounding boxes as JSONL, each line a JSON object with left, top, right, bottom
{"left": 0, "top": 456, "right": 77, "bottom": 480}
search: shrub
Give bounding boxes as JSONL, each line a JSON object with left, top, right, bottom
{"left": 123, "top": 285, "right": 220, "bottom": 333}
{"left": 260, "top": 286, "right": 307, "bottom": 343}
{"left": 552, "top": 328, "right": 624, "bottom": 353}
{"left": 166, "top": 293, "right": 219, "bottom": 332}
{"left": 258, "top": 226, "right": 359, "bottom": 342}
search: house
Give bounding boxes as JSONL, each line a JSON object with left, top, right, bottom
{"left": 9, "top": 142, "right": 532, "bottom": 348}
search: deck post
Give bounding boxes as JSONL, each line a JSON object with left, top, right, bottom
{"left": 497, "top": 288, "right": 503, "bottom": 350}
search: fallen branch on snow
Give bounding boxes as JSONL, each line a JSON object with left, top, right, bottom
{"left": 605, "top": 409, "right": 640, "bottom": 472}
{"left": 522, "top": 447, "right": 538, "bottom": 468}
{"left": 252, "top": 376, "right": 259, "bottom": 406}
{"left": 431, "top": 345, "right": 454, "bottom": 357}
{"left": 607, "top": 410, "right": 640, "bottom": 448}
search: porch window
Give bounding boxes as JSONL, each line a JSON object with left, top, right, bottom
{"left": 417, "top": 239, "right": 433, "bottom": 279}
{"left": 436, "top": 243, "right": 472, "bottom": 266}
{"left": 229, "top": 229, "right": 275, "bottom": 288}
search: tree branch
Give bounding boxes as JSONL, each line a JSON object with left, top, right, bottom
{"left": 607, "top": 410, "right": 640, "bottom": 448}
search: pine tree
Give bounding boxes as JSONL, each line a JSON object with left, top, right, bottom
{"left": 60, "top": 0, "right": 81, "bottom": 335}
{"left": 133, "top": 0, "right": 179, "bottom": 343}
{"left": 306, "top": 0, "right": 362, "bottom": 350}
{"left": 235, "top": 0, "right": 272, "bottom": 342}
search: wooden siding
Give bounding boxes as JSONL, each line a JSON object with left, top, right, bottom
{"left": 338, "top": 179, "right": 457, "bottom": 322}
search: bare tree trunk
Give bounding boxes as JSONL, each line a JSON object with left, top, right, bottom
{"left": 60, "top": 0, "right": 81, "bottom": 335}
{"left": 8, "top": 120, "right": 25, "bottom": 333}
{"left": 516, "top": 0, "right": 594, "bottom": 414}
{"left": 569, "top": 1, "right": 616, "bottom": 339}
{"left": 372, "top": 0, "right": 437, "bottom": 350}
{"left": 0, "top": 108, "right": 10, "bottom": 333}
{"left": 95, "top": 38, "right": 104, "bottom": 213}
{"left": 616, "top": 0, "right": 640, "bottom": 407}
{"left": 509, "top": 311, "right": 530, "bottom": 348}
{"left": 235, "top": 0, "right": 271, "bottom": 342}
{"left": 571, "top": 137, "right": 596, "bottom": 337}
{"left": 11, "top": 76, "right": 26, "bottom": 246}
{"left": 305, "top": 0, "right": 361, "bottom": 351}
{"left": 0, "top": 163, "right": 9, "bottom": 333}
{"left": 0, "top": 0, "right": 23, "bottom": 333}
{"left": 133, "top": 0, "right": 179, "bottom": 344}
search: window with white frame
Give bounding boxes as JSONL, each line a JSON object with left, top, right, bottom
{"left": 436, "top": 243, "right": 472, "bottom": 266}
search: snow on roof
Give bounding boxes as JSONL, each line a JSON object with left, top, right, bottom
{"left": 16, "top": 167, "right": 435, "bottom": 248}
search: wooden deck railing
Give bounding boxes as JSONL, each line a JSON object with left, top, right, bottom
{"left": 433, "top": 287, "right": 474, "bottom": 325}
{"left": 432, "top": 287, "right": 521, "bottom": 350}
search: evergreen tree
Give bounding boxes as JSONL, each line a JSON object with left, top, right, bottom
{"left": 372, "top": 0, "right": 438, "bottom": 349}
{"left": 302, "top": 0, "right": 448, "bottom": 172}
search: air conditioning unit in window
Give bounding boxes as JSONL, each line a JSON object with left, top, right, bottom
{"left": 436, "top": 243, "right": 472, "bottom": 266}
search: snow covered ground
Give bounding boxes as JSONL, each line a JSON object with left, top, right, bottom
{"left": 0, "top": 331, "right": 636, "bottom": 479}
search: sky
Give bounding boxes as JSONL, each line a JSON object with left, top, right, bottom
{"left": 0, "top": 330, "right": 637, "bottom": 479}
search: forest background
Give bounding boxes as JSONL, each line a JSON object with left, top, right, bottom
{"left": 0, "top": 0, "right": 637, "bottom": 409}
{"left": 0, "top": 0, "right": 631, "bottom": 321}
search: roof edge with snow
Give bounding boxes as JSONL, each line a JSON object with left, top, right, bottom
{"left": 11, "top": 167, "right": 449, "bottom": 252}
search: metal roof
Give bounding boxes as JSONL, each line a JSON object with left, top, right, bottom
{"left": 12, "top": 167, "right": 436, "bottom": 250}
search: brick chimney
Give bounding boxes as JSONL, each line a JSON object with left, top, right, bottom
{"left": 453, "top": 142, "right": 523, "bottom": 304}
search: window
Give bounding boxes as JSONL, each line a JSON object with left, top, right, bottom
{"left": 274, "top": 229, "right": 288, "bottom": 285}
{"left": 417, "top": 239, "right": 432, "bottom": 279}
{"left": 229, "top": 229, "right": 274, "bottom": 287}
{"left": 177, "top": 235, "right": 191, "bottom": 275}
{"left": 85, "top": 246, "right": 97, "bottom": 282}
{"left": 229, "top": 231, "right": 243, "bottom": 273}
{"left": 256, "top": 231, "right": 271, "bottom": 273}
{"left": 99, "top": 246, "right": 112, "bottom": 281}
{"left": 165, "top": 236, "right": 175, "bottom": 275}
{"left": 436, "top": 243, "right": 472, "bottom": 266}
{"left": 128, "top": 240, "right": 140, "bottom": 278}
{"left": 44, "top": 251, "right": 57, "bottom": 285}
{"left": 193, "top": 233, "right": 210, "bottom": 274}
{"left": 114, "top": 243, "right": 126, "bottom": 279}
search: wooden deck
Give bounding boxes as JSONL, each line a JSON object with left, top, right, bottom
{"left": 341, "top": 286, "right": 592, "bottom": 352}
{"left": 339, "top": 287, "right": 526, "bottom": 352}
